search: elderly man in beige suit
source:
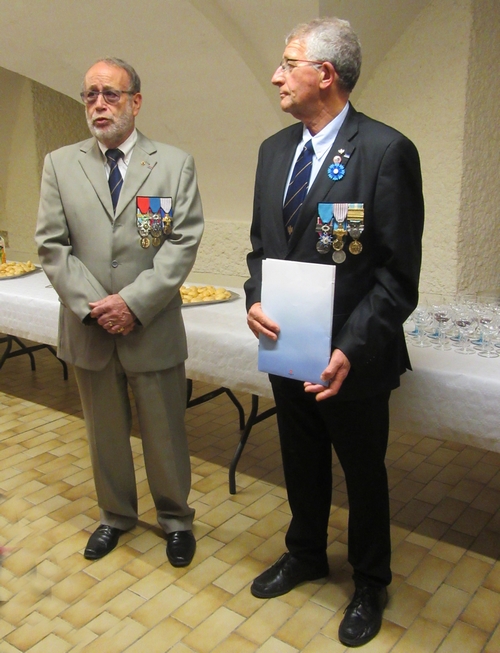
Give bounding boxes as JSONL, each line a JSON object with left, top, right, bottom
{"left": 35, "top": 58, "right": 204, "bottom": 566}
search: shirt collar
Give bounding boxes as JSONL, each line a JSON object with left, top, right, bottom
{"left": 98, "top": 128, "right": 137, "bottom": 164}
{"left": 302, "top": 102, "right": 350, "bottom": 161}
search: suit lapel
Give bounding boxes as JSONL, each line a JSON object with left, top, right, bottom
{"left": 79, "top": 138, "right": 114, "bottom": 219}
{"left": 288, "top": 106, "right": 360, "bottom": 250}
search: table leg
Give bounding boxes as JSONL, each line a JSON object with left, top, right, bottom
{"left": 0, "top": 336, "right": 68, "bottom": 379}
{"left": 229, "top": 394, "right": 277, "bottom": 495}
{"left": 186, "top": 380, "right": 245, "bottom": 430}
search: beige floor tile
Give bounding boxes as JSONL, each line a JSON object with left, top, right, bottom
{"left": 391, "top": 540, "right": 429, "bottom": 577}
{"left": 26, "top": 633, "right": 73, "bottom": 653}
{"left": 420, "top": 583, "right": 470, "bottom": 627}
{"left": 208, "top": 633, "right": 258, "bottom": 653}
{"left": 460, "top": 587, "right": 500, "bottom": 632}
{"left": 436, "top": 620, "right": 489, "bottom": 653}
{"left": 445, "top": 554, "right": 492, "bottom": 593}
{"left": 275, "top": 602, "right": 333, "bottom": 650}
{"left": 199, "top": 499, "right": 246, "bottom": 528}
{"left": 390, "top": 616, "right": 447, "bottom": 652}
{"left": 86, "top": 610, "right": 120, "bottom": 635}
{"left": 484, "top": 623, "right": 500, "bottom": 653}
{"left": 214, "top": 531, "right": 265, "bottom": 565}
{"left": 122, "top": 618, "right": 190, "bottom": 653}
{"left": 104, "top": 588, "right": 147, "bottom": 619}
{"left": 209, "top": 514, "right": 257, "bottom": 544}
{"left": 213, "top": 556, "right": 264, "bottom": 595}
{"left": 174, "top": 557, "right": 230, "bottom": 594}
{"left": 304, "top": 635, "right": 350, "bottom": 653}
{"left": 430, "top": 537, "right": 468, "bottom": 564}
{"left": 254, "top": 637, "right": 299, "bottom": 653}
{"left": 384, "top": 583, "right": 432, "bottom": 629}
{"left": 130, "top": 585, "right": 192, "bottom": 628}
{"left": 81, "top": 618, "right": 147, "bottom": 653}
{"left": 173, "top": 584, "right": 231, "bottom": 628}
{"left": 406, "top": 553, "right": 454, "bottom": 593}
{"left": 236, "top": 598, "right": 296, "bottom": 644}
{"left": 483, "top": 561, "right": 500, "bottom": 593}
{"left": 182, "top": 606, "right": 246, "bottom": 652}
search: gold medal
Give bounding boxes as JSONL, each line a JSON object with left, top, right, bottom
{"left": 152, "top": 236, "right": 161, "bottom": 247}
{"left": 349, "top": 240, "right": 363, "bottom": 255}
{"left": 141, "top": 237, "right": 150, "bottom": 249}
{"left": 332, "top": 238, "right": 344, "bottom": 251}
{"left": 163, "top": 215, "right": 173, "bottom": 236}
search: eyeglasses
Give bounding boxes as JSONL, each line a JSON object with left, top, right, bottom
{"left": 278, "top": 58, "right": 324, "bottom": 74}
{"left": 80, "top": 89, "right": 135, "bottom": 105}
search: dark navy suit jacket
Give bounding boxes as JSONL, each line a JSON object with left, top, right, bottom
{"left": 245, "top": 105, "right": 424, "bottom": 400}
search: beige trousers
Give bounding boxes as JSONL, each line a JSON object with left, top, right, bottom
{"left": 74, "top": 355, "right": 194, "bottom": 533}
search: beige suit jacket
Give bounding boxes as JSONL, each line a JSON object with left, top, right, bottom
{"left": 36, "top": 131, "right": 204, "bottom": 372}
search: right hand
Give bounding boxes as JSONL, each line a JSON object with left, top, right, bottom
{"left": 247, "top": 302, "right": 280, "bottom": 340}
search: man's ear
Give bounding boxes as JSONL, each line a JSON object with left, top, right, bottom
{"left": 319, "top": 62, "right": 336, "bottom": 90}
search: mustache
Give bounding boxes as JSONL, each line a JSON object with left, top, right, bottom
{"left": 90, "top": 114, "right": 114, "bottom": 124}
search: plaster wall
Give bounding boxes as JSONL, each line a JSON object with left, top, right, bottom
{"left": 3, "top": 75, "right": 40, "bottom": 262}
{"left": 0, "top": 68, "right": 24, "bottom": 244}
{"left": 0, "top": 76, "right": 88, "bottom": 262}
{"left": 356, "top": 0, "right": 472, "bottom": 297}
{"left": 457, "top": 0, "right": 500, "bottom": 295}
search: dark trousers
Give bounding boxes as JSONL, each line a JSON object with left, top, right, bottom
{"left": 270, "top": 374, "right": 392, "bottom": 588}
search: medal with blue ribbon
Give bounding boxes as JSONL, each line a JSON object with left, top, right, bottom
{"left": 316, "top": 203, "right": 335, "bottom": 253}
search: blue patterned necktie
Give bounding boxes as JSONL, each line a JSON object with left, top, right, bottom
{"left": 106, "top": 148, "right": 124, "bottom": 212}
{"left": 283, "top": 139, "right": 314, "bottom": 239}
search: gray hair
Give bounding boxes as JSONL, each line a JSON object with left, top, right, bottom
{"left": 286, "top": 17, "right": 362, "bottom": 92}
{"left": 83, "top": 57, "right": 141, "bottom": 93}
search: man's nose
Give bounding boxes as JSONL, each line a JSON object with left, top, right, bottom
{"left": 94, "top": 93, "right": 107, "bottom": 109}
{"left": 271, "top": 66, "right": 284, "bottom": 85}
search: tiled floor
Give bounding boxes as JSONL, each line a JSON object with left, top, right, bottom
{"left": 0, "top": 345, "right": 499, "bottom": 652}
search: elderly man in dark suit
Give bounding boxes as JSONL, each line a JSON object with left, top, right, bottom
{"left": 36, "top": 58, "right": 203, "bottom": 567}
{"left": 245, "top": 17, "right": 424, "bottom": 647}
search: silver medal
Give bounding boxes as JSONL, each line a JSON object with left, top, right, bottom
{"left": 332, "top": 250, "right": 346, "bottom": 264}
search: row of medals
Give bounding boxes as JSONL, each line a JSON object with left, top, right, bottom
{"left": 136, "top": 212, "right": 173, "bottom": 249}
{"left": 316, "top": 205, "right": 364, "bottom": 264}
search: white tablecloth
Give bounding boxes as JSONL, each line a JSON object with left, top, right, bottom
{"left": 0, "top": 270, "right": 499, "bottom": 451}
{"left": 0, "top": 269, "right": 59, "bottom": 346}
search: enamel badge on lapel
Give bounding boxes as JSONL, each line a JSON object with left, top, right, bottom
{"left": 316, "top": 203, "right": 364, "bottom": 263}
{"left": 327, "top": 149, "right": 350, "bottom": 182}
{"left": 136, "top": 197, "right": 173, "bottom": 249}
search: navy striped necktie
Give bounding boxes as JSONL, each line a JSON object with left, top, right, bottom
{"left": 283, "top": 139, "right": 314, "bottom": 239}
{"left": 106, "top": 148, "right": 124, "bottom": 212}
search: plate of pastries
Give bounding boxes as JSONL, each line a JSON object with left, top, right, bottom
{"left": 0, "top": 260, "right": 39, "bottom": 279}
{"left": 180, "top": 284, "right": 239, "bottom": 306}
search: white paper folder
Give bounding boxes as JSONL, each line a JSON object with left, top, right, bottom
{"left": 258, "top": 258, "right": 336, "bottom": 385}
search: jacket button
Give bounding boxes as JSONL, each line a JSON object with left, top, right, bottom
{"left": 111, "top": 260, "right": 118, "bottom": 268}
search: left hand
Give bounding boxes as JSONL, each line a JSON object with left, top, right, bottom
{"left": 304, "top": 348, "right": 351, "bottom": 401}
{"left": 89, "top": 294, "right": 136, "bottom": 335}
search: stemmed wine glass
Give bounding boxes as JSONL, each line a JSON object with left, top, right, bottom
{"left": 453, "top": 305, "right": 478, "bottom": 354}
{"left": 408, "top": 302, "right": 433, "bottom": 347}
{"left": 477, "top": 310, "right": 500, "bottom": 358}
{"left": 432, "top": 303, "right": 453, "bottom": 350}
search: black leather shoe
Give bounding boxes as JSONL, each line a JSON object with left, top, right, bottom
{"left": 338, "top": 584, "right": 388, "bottom": 647}
{"left": 251, "top": 552, "right": 329, "bottom": 599}
{"left": 84, "top": 525, "right": 124, "bottom": 560}
{"left": 166, "top": 530, "right": 196, "bottom": 567}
